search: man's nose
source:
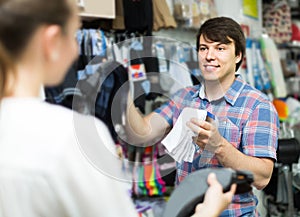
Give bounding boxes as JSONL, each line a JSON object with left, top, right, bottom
{"left": 206, "top": 48, "right": 215, "bottom": 60}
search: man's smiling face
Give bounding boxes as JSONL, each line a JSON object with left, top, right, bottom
{"left": 198, "top": 35, "right": 242, "bottom": 84}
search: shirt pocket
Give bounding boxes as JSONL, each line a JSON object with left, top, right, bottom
{"left": 217, "top": 116, "right": 241, "bottom": 149}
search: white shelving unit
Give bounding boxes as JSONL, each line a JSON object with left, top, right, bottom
{"left": 77, "top": 0, "right": 115, "bottom": 19}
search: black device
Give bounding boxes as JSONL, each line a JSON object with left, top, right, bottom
{"left": 163, "top": 168, "right": 254, "bottom": 217}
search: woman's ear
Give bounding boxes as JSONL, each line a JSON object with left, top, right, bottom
{"left": 42, "top": 25, "right": 62, "bottom": 62}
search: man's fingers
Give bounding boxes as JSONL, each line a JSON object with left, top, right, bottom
{"left": 190, "top": 118, "right": 211, "bottom": 130}
{"left": 186, "top": 121, "right": 202, "bottom": 134}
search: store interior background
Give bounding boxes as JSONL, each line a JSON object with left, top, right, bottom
{"left": 46, "top": 0, "right": 300, "bottom": 216}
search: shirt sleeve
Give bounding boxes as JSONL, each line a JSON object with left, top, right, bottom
{"left": 241, "top": 100, "right": 279, "bottom": 161}
{"left": 154, "top": 88, "right": 193, "bottom": 127}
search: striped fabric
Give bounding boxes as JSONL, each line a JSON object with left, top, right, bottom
{"left": 155, "top": 75, "right": 279, "bottom": 216}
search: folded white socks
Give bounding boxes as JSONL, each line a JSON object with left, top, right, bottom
{"left": 161, "top": 107, "right": 209, "bottom": 163}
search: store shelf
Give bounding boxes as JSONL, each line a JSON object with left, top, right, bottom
{"left": 77, "top": 0, "right": 115, "bottom": 19}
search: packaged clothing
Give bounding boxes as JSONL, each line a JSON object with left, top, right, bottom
{"left": 168, "top": 60, "right": 193, "bottom": 95}
{"left": 173, "top": 0, "right": 217, "bottom": 29}
{"left": 263, "top": 0, "right": 292, "bottom": 44}
{"left": 0, "top": 98, "right": 138, "bottom": 217}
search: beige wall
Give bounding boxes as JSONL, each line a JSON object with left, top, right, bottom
{"left": 78, "top": 0, "right": 115, "bottom": 19}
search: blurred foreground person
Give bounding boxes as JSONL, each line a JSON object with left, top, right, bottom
{"left": 0, "top": 0, "right": 137, "bottom": 216}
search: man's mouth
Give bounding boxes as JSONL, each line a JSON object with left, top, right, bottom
{"left": 203, "top": 65, "right": 220, "bottom": 71}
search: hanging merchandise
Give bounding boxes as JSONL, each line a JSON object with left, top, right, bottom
{"left": 45, "top": 28, "right": 108, "bottom": 110}
{"left": 90, "top": 29, "right": 107, "bottom": 57}
{"left": 128, "top": 64, "right": 147, "bottom": 82}
{"left": 127, "top": 35, "right": 165, "bottom": 110}
{"left": 263, "top": 0, "right": 292, "bottom": 44}
{"left": 77, "top": 60, "right": 129, "bottom": 142}
{"left": 128, "top": 38, "right": 146, "bottom": 81}
{"left": 251, "top": 40, "right": 264, "bottom": 91}
{"left": 123, "top": 0, "right": 153, "bottom": 36}
{"left": 113, "top": 0, "right": 125, "bottom": 30}
{"left": 168, "top": 59, "right": 193, "bottom": 95}
{"left": 77, "top": 0, "right": 85, "bottom": 7}
{"left": 155, "top": 40, "right": 199, "bottom": 93}
{"left": 76, "top": 30, "right": 84, "bottom": 56}
{"left": 245, "top": 38, "right": 254, "bottom": 87}
{"left": 273, "top": 98, "right": 289, "bottom": 122}
{"left": 191, "top": 0, "right": 217, "bottom": 29}
{"left": 260, "top": 35, "right": 287, "bottom": 98}
{"left": 77, "top": 29, "right": 107, "bottom": 80}
{"left": 173, "top": 0, "right": 193, "bottom": 21}
{"left": 155, "top": 42, "right": 174, "bottom": 92}
{"left": 158, "top": 43, "right": 194, "bottom": 94}
{"left": 255, "top": 41, "right": 272, "bottom": 93}
{"left": 173, "top": 0, "right": 217, "bottom": 29}
{"left": 120, "top": 43, "right": 130, "bottom": 68}
{"left": 132, "top": 146, "right": 166, "bottom": 198}
{"left": 246, "top": 39, "right": 273, "bottom": 98}
{"left": 291, "top": 21, "right": 300, "bottom": 42}
{"left": 155, "top": 42, "right": 168, "bottom": 73}
{"left": 83, "top": 29, "right": 93, "bottom": 66}
{"left": 152, "top": 0, "right": 177, "bottom": 31}
{"left": 188, "top": 47, "right": 201, "bottom": 85}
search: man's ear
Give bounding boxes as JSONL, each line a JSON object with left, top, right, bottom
{"left": 42, "top": 25, "right": 62, "bottom": 62}
{"left": 235, "top": 52, "right": 242, "bottom": 64}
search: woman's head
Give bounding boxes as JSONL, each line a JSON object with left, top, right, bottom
{"left": 0, "top": 0, "right": 79, "bottom": 98}
{"left": 196, "top": 17, "right": 246, "bottom": 72}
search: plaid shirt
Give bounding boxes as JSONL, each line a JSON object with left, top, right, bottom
{"left": 155, "top": 75, "right": 279, "bottom": 216}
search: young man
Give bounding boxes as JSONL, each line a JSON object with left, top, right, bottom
{"left": 126, "top": 17, "right": 279, "bottom": 216}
